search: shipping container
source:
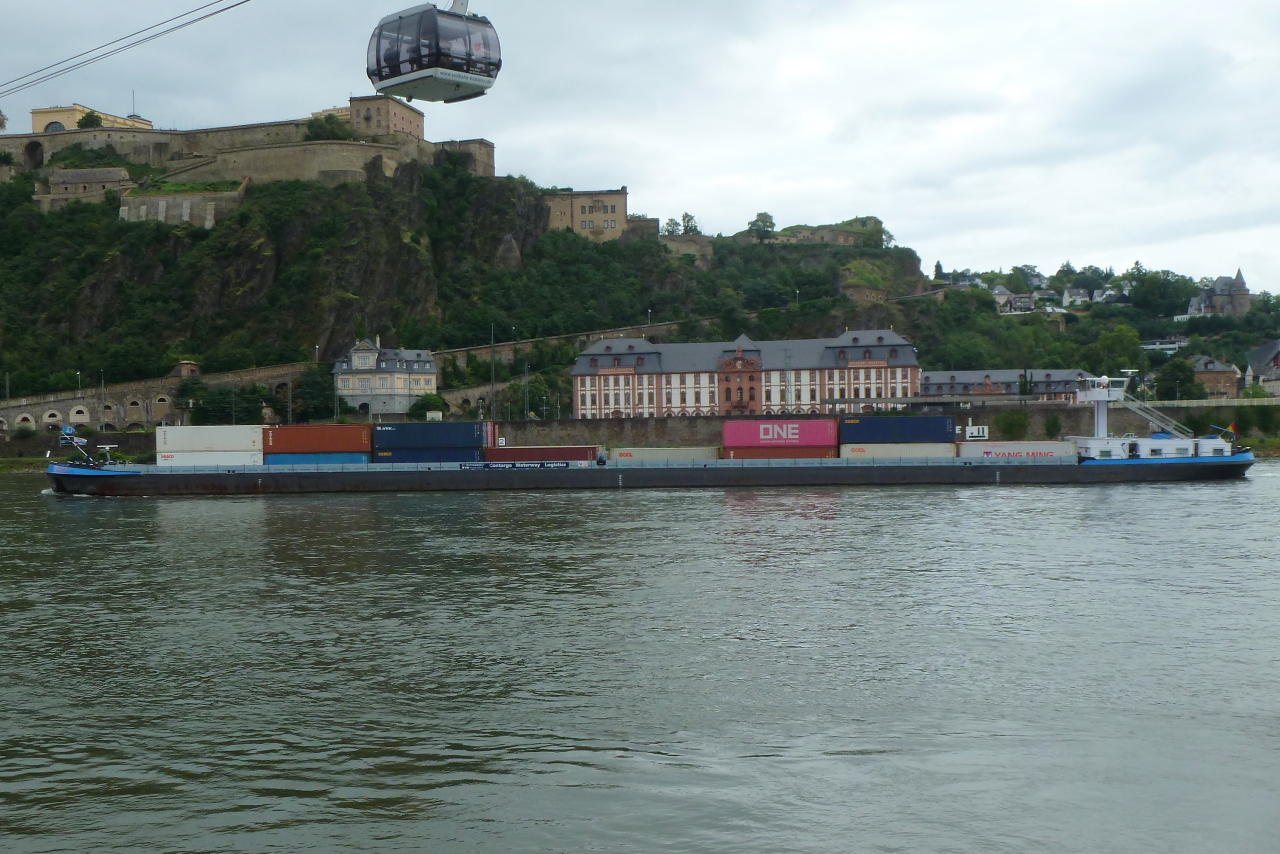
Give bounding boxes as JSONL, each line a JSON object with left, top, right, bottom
{"left": 610, "top": 447, "right": 721, "bottom": 462}
{"left": 956, "top": 441, "right": 1077, "bottom": 461}
{"left": 264, "top": 453, "right": 370, "bottom": 466}
{"left": 840, "top": 443, "right": 956, "bottom": 459}
{"left": 838, "top": 416, "right": 955, "bottom": 445}
{"left": 264, "top": 425, "right": 371, "bottom": 455}
{"left": 156, "top": 426, "right": 263, "bottom": 453}
{"left": 485, "top": 446, "right": 600, "bottom": 463}
{"left": 371, "top": 448, "right": 485, "bottom": 464}
{"left": 371, "top": 422, "right": 489, "bottom": 450}
{"left": 157, "top": 451, "right": 264, "bottom": 468}
{"left": 722, "top": 419, "right": 837, "bottom": 449}
{"left": 721, "top": 447, "right": 838, "bottom": 460}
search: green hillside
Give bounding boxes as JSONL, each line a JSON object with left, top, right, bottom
{"left": 2, "top": 154, "right": 1280, "bottom": 405}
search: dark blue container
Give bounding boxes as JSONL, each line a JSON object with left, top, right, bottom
{"left": 264, "top": 453, "right": 369, "bottom": 466}
{"left": 371, "top": 422, "right": 488, "bottom": 450}
{"left": 371, "top": 448, "right": 485, "bottom": 464}
{"left": 838, "top": 415, "right": 956, "bottom": 445}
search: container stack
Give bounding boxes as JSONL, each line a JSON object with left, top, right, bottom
{"left": 485, "top": 445, "right": 600, "bottom": 463}
{"left": 157, "top": 426, "right": 264, "bottom": 467}
{"left": 371, "top": 423, "right": 493, "bottom": 464}
{"left": 721, "top": 419, "right": 838, "bottom": 459}
{"left": 838, "top": 415, "right": 957, "bottom": 460}
{"left": 264, "top": 425, "right": 372, "bottom": 466}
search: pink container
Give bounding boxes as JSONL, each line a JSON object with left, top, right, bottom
{"left": 722, "top": 419, "right": 838, "bottom": 448}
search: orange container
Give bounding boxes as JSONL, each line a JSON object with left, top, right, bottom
{"left": 264, "top": 425, "right": 372, "bottom": 455}
{"left": 721, "top": 447, "right": 837, "bottom": 460}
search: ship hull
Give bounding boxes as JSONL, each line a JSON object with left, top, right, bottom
{"left": 46, "top": 456, "right": 1256, "bottom": 497}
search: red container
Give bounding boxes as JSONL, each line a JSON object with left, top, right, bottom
{"left": 722, "top": 419, "right": 837, "bottom": 449}
{"left": 264, "top": 424, "right": 372, "bottom": 455}
{"left": 485, "top": 446, "right": 600, "bottom": 462}
{"left": 722, "top": 447, "right": 838, "bottom": 459}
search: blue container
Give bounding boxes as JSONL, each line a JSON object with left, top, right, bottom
{"left": 371, "top": 448, "right": 485, "bottom": 464}
{"left": 371, "top": 422, "right": 488, "bottom": 450}
{"left": 838, "top": 415, "right": 955, "bottom": 445}
{"left": 264, "top": 453, "right": 369, "bottom": 466}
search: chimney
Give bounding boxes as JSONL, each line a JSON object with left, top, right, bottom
{"left": 376, "top": 334, "right": 381, "bottom": 349}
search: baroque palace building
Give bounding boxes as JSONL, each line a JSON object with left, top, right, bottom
{"left": 570, "top": 331, "right": 921, "bottom": 419}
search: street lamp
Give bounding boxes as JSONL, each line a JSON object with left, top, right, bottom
{"left": 647, "top": 309, "right": 652, "bottom": 327}
{"left": 76, "top": 371, "right": 81, "bottom": 392}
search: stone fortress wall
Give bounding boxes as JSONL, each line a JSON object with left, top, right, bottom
{"left": 0, "top": 363, "right": 310, "bottom": 434}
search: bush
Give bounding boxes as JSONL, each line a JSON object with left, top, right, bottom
{"left": 77, "top": 111, "right": 104, "bottom": 129}
{"left": 13, "top": 425, "right": 37, "bottom": 439}
{"left": 304, "top": 114, "right": 356, "bottom": 141}
{"left": 1044, "top": 414, "right": 1062, "bottom": 440}
{"left": 0, "top": 150, "right": 13, "bottom": 166}
{"left": 994, "top": 409, "right": 1030, "bottom": 441}
{"left": 407, "top": 393, "right": 450, "bottom": 420}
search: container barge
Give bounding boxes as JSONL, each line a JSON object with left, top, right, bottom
{"left": 45, "top": 378, "right": 1254, "bottom": 497}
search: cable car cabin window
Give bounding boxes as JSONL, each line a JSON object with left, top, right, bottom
{"left": 437, "top": 14, "right": 471, "bottom": 72}
{"left": 467, "top": 19, "right": 501, "bottom": 77}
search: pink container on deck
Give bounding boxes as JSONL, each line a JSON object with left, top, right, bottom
{"left": 722, "top": 419, "right": 838, "bottom": 448}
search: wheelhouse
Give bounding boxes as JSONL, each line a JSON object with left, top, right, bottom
{"left": 368, "top": 4, "right": 501, "bottom": 103}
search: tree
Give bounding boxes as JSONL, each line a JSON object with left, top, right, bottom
{"left": 1080, "top": 324, "right": 1144, "bottom": 376}
{"left": 662, "top": 218, "right": 682, "bottom": 236}
{"left": 0, "top": 109, "right": 7, "bottom": 132}
{"left": 76, "top": 111, "right": 104, "bottom": 129}
{"left": 1241, "top": 383, "right": 1273, "bottom": 399}
{"left": 407, "top": 393, "right": 450, "bottom": 420}
{"left": 304, "top": 114, "right": 356, "bottom": 141}
{"left": 1044, "top": 414, "right": 1063, "bottom": 439}
{"left": 934, "top": 261, "right": 945, "bottom": 281}
{"left": 680, "top": 212, "right": 701, "bottom": 235}
{"left": 747, "top": 212, "right": 775, "bottom": 243}
{"left": 994, "top": 410, "right": 1030, "bottom": 440}
{"left": 1154, "top": 358, "right": 1207, "bottom": 401}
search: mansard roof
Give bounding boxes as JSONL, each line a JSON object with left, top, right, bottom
{"left": 571, "top": 330, "right": 918, "bottom": 376}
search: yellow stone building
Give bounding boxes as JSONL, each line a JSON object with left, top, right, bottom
{"left": 543, "top": 188, "right": 629, "bottom": 242}
{"left": 30, "top": 105, "right": 153, "bottom": 134}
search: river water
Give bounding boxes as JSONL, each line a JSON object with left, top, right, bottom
{"left": 2, "top": 470, "right": 1279, "bottom": 853}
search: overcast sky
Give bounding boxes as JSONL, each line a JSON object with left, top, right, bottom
{"left": 4, "top": 0, "right": 1280, "bottom": 289}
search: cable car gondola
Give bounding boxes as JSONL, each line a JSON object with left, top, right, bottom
{"left": 367, "top": 1, "right": 501, "bottom": 104}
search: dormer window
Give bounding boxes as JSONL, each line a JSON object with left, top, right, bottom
{"left": 627, "top": 345, "right": 635, "bottom": 351}
{"left": 613, "top": 357, "right": 621, "bottom": 367}
{"left": 605, "top": 346, "right": 613, "bottom": 353}
{"left": 589, "top": 358, "right": 599, "bottom": 368}
{"left": 380, "top": 361, "right": 387, "bottom": 368}
{"left": 889, "top": 348, "right": 898, "bottom": 358}
{"left": 863, "top": 350, "right": 872, "bottom": 360}
{"left": 636, "top": 357, "right": 645, "bottom": 366}
{"left": 838, "top": 350, "right": 846, "bottom": 360}
{"left": 877, "top": 336, "right": 884, "bottom": 344}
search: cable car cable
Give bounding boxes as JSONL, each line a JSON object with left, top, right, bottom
{"left": 0, "top": 0, "right": 239, "bottom": 91}
{"left": 0, "top": 0, "right": 256, "bottom": 100}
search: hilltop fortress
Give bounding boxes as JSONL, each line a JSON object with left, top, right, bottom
{"left": 0, "top": 96, "right": 494, "bottom": 204}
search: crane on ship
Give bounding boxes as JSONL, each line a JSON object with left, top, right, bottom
{"left": 367, "top": 1, "right": 502, "bottom": 104}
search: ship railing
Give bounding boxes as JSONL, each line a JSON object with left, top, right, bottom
{"left": 1119, "top": 394, "right": 1195, "bottom": 439}
{"left": 113, "top": 457, "right": 1082, "bottom": 475}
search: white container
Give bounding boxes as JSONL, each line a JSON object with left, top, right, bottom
{"left": 156, "top": 426, "right": 264, "bottom": 453}
{"left": 610, "top": 447, "right": 721, "bottom": 461}
{"left": 957, "top": 441, "right": 1076, "bottom": 460}
{"left": 840, "top": 443, "right": 956, "bottom": 459}
{"left": 157, "top": 451, "right": 264, "bottom": 468}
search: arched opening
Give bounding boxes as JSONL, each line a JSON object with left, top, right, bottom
{"left": 0, "top": 418, "right": 6, "bottom": 432}
{"left": 100, "top": 423, "right": 116, "bottom": 432}
{"left": 273, "top": 384, "right": 288, "bottom": 399}
{"left": 358, "top": 403, "right": 370, "bottom": 415}
{"left": 23, "top": 141, "right": 44, "bottom": 170}
{"left": 126, "top": 422, "right": 146, "bottom": 432}
{"left": 43, "top": 410, "right": 63, "bottom": 423}
{"left": 70, "top": 407, "right": 90, "bottom": 424}
{"left": 43, "top": 122, "right": 65, "bottom": 133}
{"left": 17, "top": 414, "right": 34, "bottom": 425}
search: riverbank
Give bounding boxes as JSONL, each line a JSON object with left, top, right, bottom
{"left": 0, "top": 458, "right": 52, "bottom": 474}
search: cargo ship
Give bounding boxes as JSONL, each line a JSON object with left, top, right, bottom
{"left": 46, "top": 378, "right": 1254, "bottom": 497}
